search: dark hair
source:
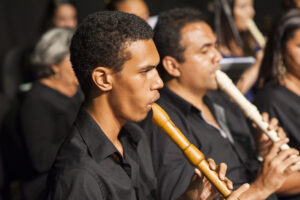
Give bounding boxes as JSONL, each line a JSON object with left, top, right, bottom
{"left": 282, "top": 0, "right": 299, "bottom": 11}
{"left": 214, "top": 0, "right": 256, "bottom": 56}
{"left": 154, "top": 8, "right": 206, "bottom": 79}
{"left": 70, "top": 11, "right": 153, "bottom": 98}
{"left": 258, "top": 9, "right": 300, "bottom": 87}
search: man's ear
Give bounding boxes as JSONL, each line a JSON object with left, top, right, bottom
{"left": 162, "top": 56, "right": 181, "bottom": 77}
{"left": 91, "top": 67, "right": 113, "bottom": 92}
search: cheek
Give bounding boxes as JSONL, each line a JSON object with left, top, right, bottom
{"left": 112, "top": 77, "right": 150, "bottom": 121}
{"left": 183, "top": 56, "right": 212, "bottom": 83}
{"left": 286, "top": 47, "right": 300, "bottom": 66}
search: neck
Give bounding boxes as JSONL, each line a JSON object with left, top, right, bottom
{"left": 166, "top": 79, "right": 208, "bottom": 111}
{"left": 40, "top": 77, "right": 78, "bottom": 97}
{"left": 86, "top": 94, "right": 125, "bottom": 148}
{"left": 283, "top": 72, "right": 300, "bottom": 96}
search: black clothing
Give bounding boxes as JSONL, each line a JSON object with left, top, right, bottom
{"left": 20, "top": 82, "right": 83, "bottom": 173}
{"left": 140, "top": 86, "right": 277, "bottom": 200}
{"left": 2, "top": 82, "right": 84, "bottom": 200}
{"left": 47, "top": 109, "right": 157, "bottom": 200}
{"left": 254, "top": 85, "right": 300, "bottom": 151}
{"left": 254, "top": 85, "right": 300, "bottom": 200}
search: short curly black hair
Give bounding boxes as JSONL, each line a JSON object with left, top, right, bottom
{"left": 70, "top": 11, "right": 153, "bottom": 98}
{"left": 154, "top": 8, "right": 206, "bottom": 79}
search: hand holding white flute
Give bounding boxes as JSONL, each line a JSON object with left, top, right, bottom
{"left": 215, "top": 70, "right": 290, "bottom": 151}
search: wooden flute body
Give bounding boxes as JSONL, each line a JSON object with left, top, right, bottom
{"left": 215, "top": 70, "right": 290, "bottom": 150}
{"left": 152, "top": 103, "right": 232, "bottom": 197}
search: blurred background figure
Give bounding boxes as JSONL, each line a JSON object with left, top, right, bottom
{"left": 255, "top": 9, "right": 300, "bottom": 199}
{"left": 51, "top": 0, "right": 77, "bottom": 28}
{"left": 1, "top": 27, "right": 84, "bottom": 200}
{"left": 1, "top": 0, "right": 78, "bottom": 105}
{"left": 211, "top": 0, "right": 264, "bottom": 99}
{"left": 105, "top": 0, "right": 150, "bottom": 22}
{"left": 282, "top": 0, "right": 300, "bottom": 12}
{"left": 217, "top": 0, "right": 257, "bottom": 57}
{"left": 41, "top": 0, "right": 78, "bottom": 32}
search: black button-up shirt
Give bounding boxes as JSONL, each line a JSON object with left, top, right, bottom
{"left": 47, "top": 109, "right": 156, "bottom": 200}
{"left": 140, "top": 86, "right": 277, "bottom": 200}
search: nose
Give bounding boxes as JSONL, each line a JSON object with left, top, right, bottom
{"left": 151, "top": 69, "right": 164, "bottom": 90}
{"left": 210, "top": 47, "right": 222, "bottom": 65}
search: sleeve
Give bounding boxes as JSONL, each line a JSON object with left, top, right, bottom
{"left": 20, "top": 100, "right": 62, "bottom": 173}
{"left": 141, "top": 114, "right": 195, "bottom": 200}
{"left": 48, "top": 169, "right": 104, "bottom": 200}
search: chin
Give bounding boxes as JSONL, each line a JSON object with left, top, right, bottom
{"left": 129, "top": 112, "right": 149, "bottom": 123}
{"left": 209, "top": 83, "right": 219, "bottom": 91}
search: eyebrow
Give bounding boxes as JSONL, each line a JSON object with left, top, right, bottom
{"left": 200, "top": 42, "right": 216, "bottom": 49}
{"left": 140, "top": 65, "right": 157, "bottom": 72}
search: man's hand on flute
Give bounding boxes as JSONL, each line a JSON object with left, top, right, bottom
{"left": 237, "top": 138, "right": 300, "bottom": 200}
{"left": 178, "top": 158, "right": 234, "bottom": 200}
{"left": 254, "top": 113, "right": 286, "bottom": 159}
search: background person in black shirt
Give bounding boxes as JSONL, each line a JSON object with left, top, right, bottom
{"left": 47, "top": 11, "right": 249, "bottom": 200}
{"left": 1, "top": 27, "right": 83, "bottom": 200}
{"left": 143, "top": 7, "right": 300, "bottom": 200}
{"left": 255, "top": 9, "right": 300, "bottom": 200}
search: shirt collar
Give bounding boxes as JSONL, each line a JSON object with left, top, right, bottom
{"left": 159, "top": 86, "right": 194, "bottom": 116}
{"left": 74, "top": 109, "right": 141, "bottom": 163}
{"left": 159, "top": 86, "right": 217, "bottom": 116}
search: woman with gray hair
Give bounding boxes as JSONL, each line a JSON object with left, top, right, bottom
{"left": 17, "top": 27, "right": 83, "bottom": 200}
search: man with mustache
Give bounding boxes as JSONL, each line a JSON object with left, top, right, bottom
{"left": 141, "top": 7, "right": 300, "bottom": 200}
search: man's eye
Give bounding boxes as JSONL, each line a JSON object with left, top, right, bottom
{"left": 140, "top": 70, "right": 149, "bottom": 74}
{"left": 201, "top": 49, "right": 208, "bottom": 54}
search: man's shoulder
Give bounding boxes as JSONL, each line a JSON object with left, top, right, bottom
{"left": 51, "top": 125, "right": 97, "bottom": 174}
{"left": 47, "top": 163, "right": 108, "bottom": 200}
{"left": 48, "top": 130, "right": 104, "bottom": 191}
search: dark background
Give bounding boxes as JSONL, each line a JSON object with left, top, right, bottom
{"left": 0, "top": 0, "right": 281, "bottom": 55}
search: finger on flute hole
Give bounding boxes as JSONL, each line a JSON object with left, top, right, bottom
{"left": 261, "top": 112, "right": 269, "bottom": 122}
{"left": 193, "top": 168, "right": 206, "bottom": 181}
{"left": 225, "top": 178, "right": 233, "bottom": 190}
{"left": 218, "top": 163, "right": 227, "bottom": 180}
{"left": 207, "top": 158, "right": 217, "bottom": 170}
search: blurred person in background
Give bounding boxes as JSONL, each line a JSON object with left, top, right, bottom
{"left": 41, "top": 0, "right": 78, "bottom": 32}
{"left": 215, "top": 0, "right": 264, "bottom": 99}
{"left": 105, "top": 0, "right": 150, "bottom": 22}
{"left": 254, "top": 9, "right": 300, "bottom": 200}
{"left": 1, "top": 27, "right": 84, "bottom": 200}
{"left": 0, "top": 0, "right": 78, "bottom": 103}
{"left": 52, "top": 0, "right": 77, "bottom": 28}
